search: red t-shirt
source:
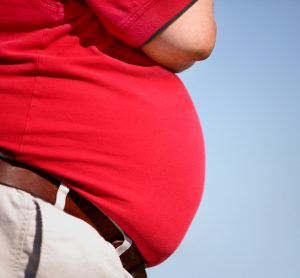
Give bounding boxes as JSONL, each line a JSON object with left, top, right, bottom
{"left": 0, "top": 0, "right": 205, "bottom": 266}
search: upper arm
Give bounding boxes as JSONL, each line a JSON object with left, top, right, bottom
{"left": 141, "top": 0, "right": 217, "bottom": 72}
{"left": 84, "top": 0, "right": 216, "bottom": 72}
{"left": 84, "top": 0, "right": 202, "bottom": 47}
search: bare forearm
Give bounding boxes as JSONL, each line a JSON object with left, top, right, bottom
{"left": 141, "top": 0, "right": 216, "bottom": 72}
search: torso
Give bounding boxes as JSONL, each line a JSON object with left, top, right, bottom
{"left": 0, "top": 0, "right": 205, "bottom": 266}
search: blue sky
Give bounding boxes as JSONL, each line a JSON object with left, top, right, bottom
{"left": 148, "top": 1, "right": 300, "bottom": 277}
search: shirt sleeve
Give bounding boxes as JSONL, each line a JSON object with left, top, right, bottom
{"left": 83, "top": 0, "right": 198, "bottom": 47}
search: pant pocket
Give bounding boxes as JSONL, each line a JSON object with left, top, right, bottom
{"left": 0, "top": 185, "right": 40, "bottom": 278}
{"left": 35, "top": 198, "right": 127, "bottom": 278}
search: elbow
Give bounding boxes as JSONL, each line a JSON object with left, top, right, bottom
{"left": 141, "top": 19, "right": 217, "bottom": 73}
{"left": 169, "top": 21, "right": 217, "bottom": 72}
{"left": 162, "top": 28, "right": 217, "bottom": 73}
{"left": 187, "top": 20, "right": 217, "bottom": 61}
{"left": 194, "top": 38, "right": 216, "bottom": 61}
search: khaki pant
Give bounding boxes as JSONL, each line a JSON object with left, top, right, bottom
{"left": 0, "top": 184, "right": 132, "bottom": 278}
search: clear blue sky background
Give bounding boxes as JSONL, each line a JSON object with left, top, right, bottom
{"left": 148, "top": 0, "right": 300, "bottom": 277}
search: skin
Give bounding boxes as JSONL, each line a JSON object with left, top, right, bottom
{"left": 141, "top": 0, "right": 216, "bottom": 73}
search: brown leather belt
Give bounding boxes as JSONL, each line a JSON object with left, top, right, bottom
{"left": 0, "top": 158, "right": 147, "bottom": 278}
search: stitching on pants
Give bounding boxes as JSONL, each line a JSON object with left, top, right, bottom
{"left": 24, "top": 201, "right": 42, "bottom": 278}
{"left": 12, "top": 202, "right": 32, "bottom": 277}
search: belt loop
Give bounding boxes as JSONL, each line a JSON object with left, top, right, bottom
{"left": 116, "top": 233, "right": 132, "bottom": 256}
{"left": 54, "top": 183, "right": 70, "bottom": 210}
{"left": 109, "top": 217, "right": 133, "bottom": 256}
